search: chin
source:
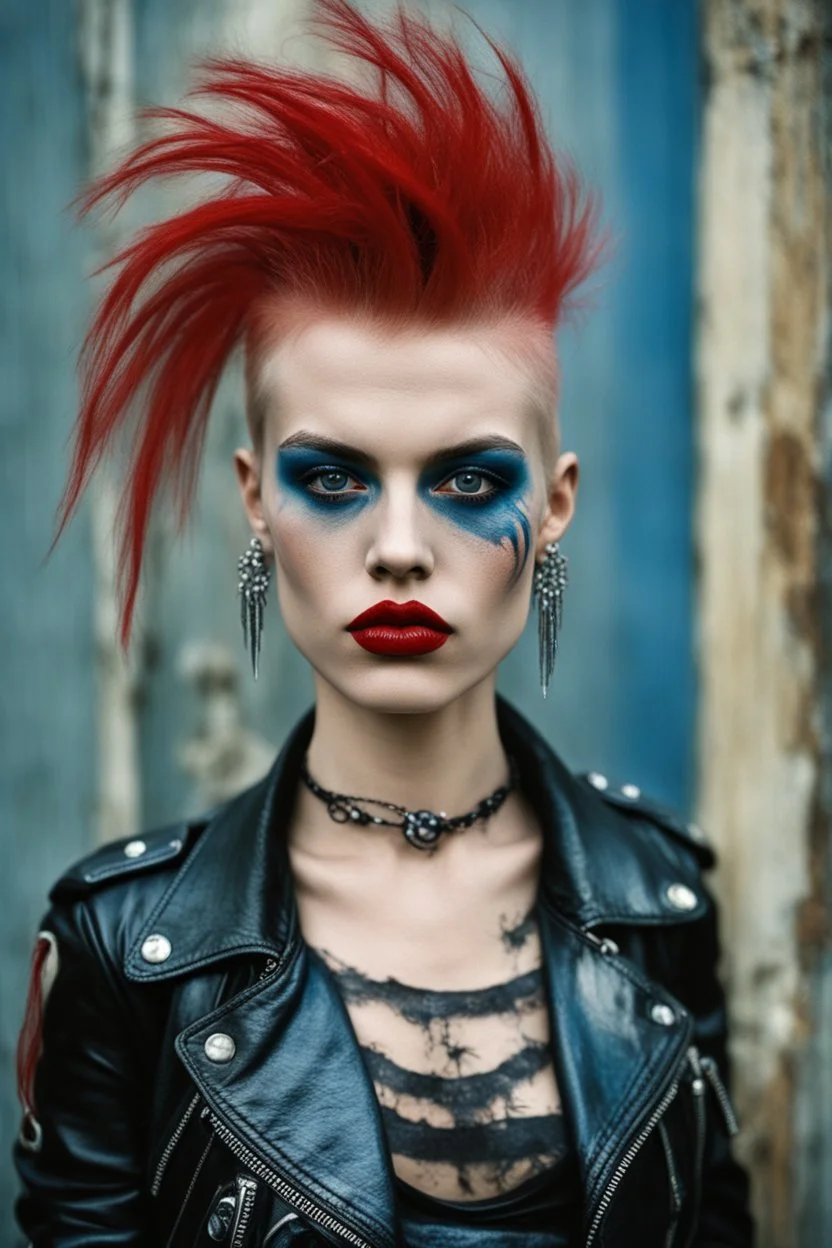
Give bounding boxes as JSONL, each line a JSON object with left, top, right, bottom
{"left": 316, "top": 661, "right": 492, "bottom": 717}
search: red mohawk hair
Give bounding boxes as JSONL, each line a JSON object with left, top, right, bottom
{"left": 57, "top": 0, "right": 603, "bottom": 644}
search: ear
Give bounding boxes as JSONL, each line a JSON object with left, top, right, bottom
{"left": 535, "top": 451, "right": 579, "bottom": 559}
{"left": 233, "top": 447, "right": 274, "bottom": 556}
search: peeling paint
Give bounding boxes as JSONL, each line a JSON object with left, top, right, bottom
{"left": 697, "top": 1, "right": 831, "bottom": 1243}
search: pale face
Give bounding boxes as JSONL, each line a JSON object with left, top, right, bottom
{"left": 236, "top": 316, "right": 577, "bottom": 714}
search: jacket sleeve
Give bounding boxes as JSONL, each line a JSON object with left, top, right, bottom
{"left": 13, "top": 896, "right": 153, "bottom": 1247}
{"left": 677, "top": 878, "right": 755, "bottom": 1248}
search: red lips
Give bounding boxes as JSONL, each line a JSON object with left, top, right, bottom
{"left": 346, "top": 600, "right": 453, "bottom": 656}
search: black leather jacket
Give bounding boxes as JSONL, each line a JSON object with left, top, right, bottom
{"left": 14, "top": 698, "right": 754, "bottom": 1247}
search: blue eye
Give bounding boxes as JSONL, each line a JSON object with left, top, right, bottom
{"left": 434, "top": 469, "right": 501, "bottom": 502}
{"left": 304, "top": 467, "right": 366, "bottom": 499}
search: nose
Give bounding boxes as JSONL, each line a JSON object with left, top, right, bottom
{"left": 364, "top": 477, "right": 434, "bottom": 582}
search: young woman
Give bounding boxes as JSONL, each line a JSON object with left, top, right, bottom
{"left": 14, "top": 2, "right": 754, "bottom": 1244}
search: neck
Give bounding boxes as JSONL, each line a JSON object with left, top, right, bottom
{"left": 302, "top": 676, "right": 509, "bottom": 833}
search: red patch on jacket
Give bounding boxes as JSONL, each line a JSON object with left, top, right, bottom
{"left": 16, "top": 930, "right": 59, "bottom": 1149}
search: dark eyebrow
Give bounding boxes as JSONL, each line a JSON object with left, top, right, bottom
{"left": 277, "top": 431, "right": 526, "bottom": 467}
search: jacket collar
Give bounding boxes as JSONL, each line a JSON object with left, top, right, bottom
{"left": 125, "top": 696, "right": 704, "bottom": 982}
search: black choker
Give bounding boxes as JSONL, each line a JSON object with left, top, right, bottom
{"left": 299, "top": 756, "right": 519, "bottom": 851}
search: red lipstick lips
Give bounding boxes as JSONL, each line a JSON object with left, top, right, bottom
{"left": 347, "top": 600, "right": 453, "bottom": 656}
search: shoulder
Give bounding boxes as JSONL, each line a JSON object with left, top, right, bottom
{"left": 42, "top": 771, "right": 274, "bottom": 969}
{"left": 43, "top": 810, "right": 220, "bottom": 968}
{"left": 40, "top": 821, "right": 200, "bottom": 969}
{"left": 48, "top": 819, "right": 205, "bottom": 903}
{"left": 50, "top": 824, "right": 193, "bottom": 899}
{"left": 576, "top": 768, "right": 717, "bottom": 872}
{"left": 47, "top": 775, "right": 269, "bottom": 904}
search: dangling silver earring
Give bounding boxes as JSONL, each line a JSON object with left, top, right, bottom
{"left": 532, "top": 541, "right": 568, "bottom": 698}
{"left": 237, "top": 536, "right": 271, "bottom": 680}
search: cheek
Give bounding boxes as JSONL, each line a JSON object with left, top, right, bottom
{"left": 427, "top": 493, "right": 533, "bottom": 585}
{"left": 267, "top": 463, "right": 370, "bottom": 596}
{"left": 452, "top": 539, "right": 533, "bottom": 676}
{"left": 270, "top": 507, "right": 352, "bottom": 599}
{"left": 458, "top": 542, "right": 533, "bottom": 622}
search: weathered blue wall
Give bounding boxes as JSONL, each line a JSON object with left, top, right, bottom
{"left": 132, "top": 0, "right": 699, "bottom": 830}
{"left": 0, "top": 1, "right": 698, "bottom": 1240}
{"left": 486, "top": 0, "right": 698, "bottom": 809}
{"left": 0, "top": 2, "right": 96, "bottom": 1242}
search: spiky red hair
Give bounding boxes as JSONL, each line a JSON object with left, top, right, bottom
{"left": 56, "top": 0, "right": 603, "bottom": 644}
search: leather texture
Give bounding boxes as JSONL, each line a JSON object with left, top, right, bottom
{"left": 13, "top": 698, "right": 754, "bottom": 1247}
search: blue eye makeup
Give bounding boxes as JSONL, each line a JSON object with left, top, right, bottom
{"left": 276, "top": 441, "right": 532, "bottom": 579}
{"left": 276, "top": 446, "right": 378, "bottom": 523}
{"left": 420, "top": 448, "right": 532, "bottom": 581}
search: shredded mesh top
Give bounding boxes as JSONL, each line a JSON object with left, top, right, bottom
{"left": 314, "top": 904, "right": 580, "bottom": 1243}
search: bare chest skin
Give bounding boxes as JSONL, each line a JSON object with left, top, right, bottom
{"left": 289, "top": 807, "right": 567, "bottom": 1201}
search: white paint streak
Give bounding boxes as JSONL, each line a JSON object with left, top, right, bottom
{"left": 78, "top": 0, "right": 142, "bottom": 845}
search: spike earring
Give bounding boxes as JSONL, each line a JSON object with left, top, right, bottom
{"left": 532, "top": 541, "right": 568, "bottom": 698}
{"left": 237, "top": 536, "right": 271, "bottom": 680}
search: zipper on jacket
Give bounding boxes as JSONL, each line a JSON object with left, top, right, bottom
{"left": 230, "top": 1175, "right": 258, "bottom": 1248}
{"left": 657, "top": 1119, "right": 681, "bottom": 1248}
{"left": 203, "top": 1106, "right": 377, "bottom": 1248}
{"left": 583, "top": 929, "right": 620, "bottom": 956}
{"left": 583, "top": 1060, "right": 685, "bottom": 1247}
{"left": 206, "top": 1175, "right": 258, "bottom": 1246}
{"left": 151, "top": 1090, "right": 203, "bottom": 1197}
{"left": 683, "top": 1046, "right": 707, "bottom": 1248}
{"left": 699, "top": 1054, "right": 741, "bottom": 1136}
{"left": 259, "top": 956, "right": 280, "bottom": 982}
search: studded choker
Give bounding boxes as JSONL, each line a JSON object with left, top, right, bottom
{"left": 299, "top": 756, "right": 519, "bottom": 851}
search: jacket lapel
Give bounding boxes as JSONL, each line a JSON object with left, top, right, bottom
{"left": 124, "top": 708, "right": 317, "bottom": 982}
{"left": 125, "top": 706, "right": 398, "bottom": 1247}
{"left": 496, "top": 700, "right": 699, "bottom": 1223}
{"left": 495, "top": 697, "right": 708, "bottom": 929}
{"left": 177, "top": 941, "right": 398, "bottom": 1248}
{"left": 537, "top": 903, "right": 692, "bottom": 1211}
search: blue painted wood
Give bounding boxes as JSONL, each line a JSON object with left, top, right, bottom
{"left": 489, "top": 0, "right": 698, "bottom": 812}
{"left": 132, "top": 0, "right": 699, "bottom": 824}
{"left": 0, "top": 2, "right": 94, "bottom": 1241}
{"left": 605, "top": 0, "right": 698, "bottom": 810}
